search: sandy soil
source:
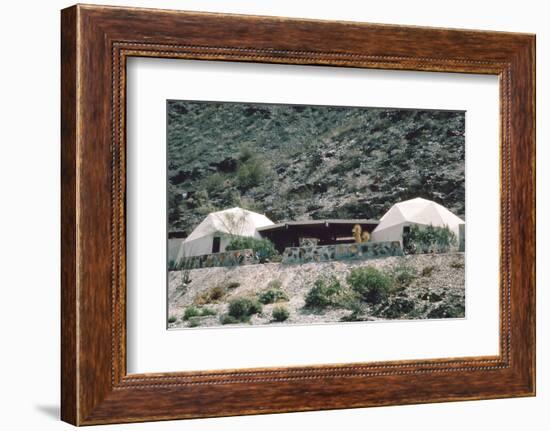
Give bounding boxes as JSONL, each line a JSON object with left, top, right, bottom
{"left": 168, "top": 253, "right": 465, "bottom": 329}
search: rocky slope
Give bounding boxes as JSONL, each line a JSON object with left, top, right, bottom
{"left": 168, "top": 253, "right": 465, "bottom": 329}
{"left": 167, "top": 101, "right": 465, "bottom": 234}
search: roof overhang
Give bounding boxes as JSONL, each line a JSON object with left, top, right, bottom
{"left": 257, "top": 219, "right": 379, "bottom": 232}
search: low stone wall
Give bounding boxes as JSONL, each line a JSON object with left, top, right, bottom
{"left": 282, "top": 241, "right": 403, "bottom": 264}
{"left": 178, "top": 249, "right": 257, "bottom": 269}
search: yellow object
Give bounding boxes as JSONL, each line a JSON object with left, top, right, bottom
{"left": 352, "top": 224, "right": 362, "bottom": 243}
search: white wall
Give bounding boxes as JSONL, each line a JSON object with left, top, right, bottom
{"left": 0, "top": 0, "right": 546, "bottom": 430}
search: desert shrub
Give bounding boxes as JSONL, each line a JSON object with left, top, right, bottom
{"left": 225, "top": 281, "right": 240, "bottom": 290}
{"left": 225, "top": 236, "right": 279, "bottom": 262}
{"left": 390, "top": 260, "right": 417, "bottom": 288}
{"left": 183, "top": 306, "right": 201, "bottom": 320}
{"left": 304, "top": 277, "right": 346, "bottom": 308}
{"left": 228, "top": 297, "right": 263, "bottom": 322}
{"left": 272, "top": 305, "right": 290, "bottom": 322}
{"left": 427, "top": 292, "right": 443, "bottom": 302}
{"left": 220, "top": 314, "right": 240, "bottom": 325}
{"left": 184, "top": 306, "right": 217, "bottom": 320}
{"left": 379, "top": 298, "right": 415, "bottom": 318}
{"left": 203, "top": 173, "right": 225, "bottom": 194}
{"left": 403, "top": 224, "right": 457, "bottom": 254}
{"left": 200, "top": 307, "right": 217, "bottom": 317}
{"left": 258, "top": 281, "right": 288, "bottom": 304}
{"left": 194, "top": 286, "right": 227, "bottom": 305}
{"left": 421, "top": 265, "right": 436, "bottom": 277}
{"left": 450, "top": 260, "right": 464, "bottom": 269}
{"left": 236, "top": 158, "right": 267, "bottom": 190}
{"left": 167, "top": 315, "right": 177, "bottom": 324}
{"left": 188, "top": 317, "right": 201, "bottom": 328}
{"left": 238, "top": 143, "right": 254, "bottom": 162}
{"left": 347, "top": 267, "right": 392, "bottom": 305}
{"left": 427, "top": 303, "right": 465, "bottom": 319}
{"left": 340, "top": 301, "right": 368, "bottom": 322}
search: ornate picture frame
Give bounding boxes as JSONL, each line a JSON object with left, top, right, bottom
{"left": 61, "top": 4, "right": 535, "bottom": 425}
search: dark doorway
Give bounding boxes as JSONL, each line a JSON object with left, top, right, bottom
{"left": 212, "top": 236, "right": 221, "bottom": 253}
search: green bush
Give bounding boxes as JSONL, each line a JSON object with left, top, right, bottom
{"left": 403, "top": 224, "right": 457, "bottom": 254}
{"left": 167, "top": 315, "right": 177, "bottom": 324}
{"left": 200, "top": 307, "right": 217, "bottom": 317}
{"left": 347, "top": 267, "right": 392, "bottom": 305}
{"left": 238, "top": 143, "right": 254, "bottom": 162}
{"left": 183, "top": 306, "right": 201, "bottom": 320}
{"left": 203, "top": 173, "right": 225, "bottom": 194}
{"left": 379, "top": 298, "right": 415, "bottom": 318}
{"left": 427, "top": 303, "right": 465, "bottom": 318}
{"left": 258, "top": 281, "right": 288, "bottom": 304}
{"left": 304, "top": 277, "right": 346, "bottom": 308}
{"left": 228, "top": 297, "right": 263, "bottom": 322}
{"left": 220, "top": 314, "right": 240, "bottom": 325}
{"left": 340, "top": 301, "right": 367, "bottom": 322}
{"left": 188, "top": 317, "right": 201, "bottom": 328}
{"left": 272, "top": 306, "right": 290, "bottom": 322}
{"left": 236, "top": 158, "right": 267, "bottom": 190}
{"left": 183, "top": 305, "right": 217, "bottom": 320}
{"left": 225, "top": 236, "right": 279, "bottom": 262}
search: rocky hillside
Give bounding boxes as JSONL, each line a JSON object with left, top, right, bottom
{"left": 168, "top": 253, "right": 465, "bottom": 329}
{"left": 168, "top": 101, "right": 465, "bottom": 234}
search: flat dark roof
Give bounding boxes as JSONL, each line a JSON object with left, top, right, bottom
{"left": 257, "top": 219, "right": 379, "bottom": 232}
{"left": 168, "top": 231, "right": 187, "bottom": 239}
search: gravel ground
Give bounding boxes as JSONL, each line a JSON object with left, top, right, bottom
{"left": 168, "top": 253, "right": 465, "bottom": 329}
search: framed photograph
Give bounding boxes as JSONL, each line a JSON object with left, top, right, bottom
{"left": 61, "top": 4, "right": 535, "bottom": 425}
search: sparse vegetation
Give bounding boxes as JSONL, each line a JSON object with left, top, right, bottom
{"left": 183, "top": 306, "right": 217, "bottom": 320}
{"left": 304, "top": 277, "right": 348, "bottom": 308}
{"left": 227, "top": 297, "right": 263, "bottom": 322}
{"left": 389, "top": 260, "right": 418, "bottom": 289}
{"left": 450, "top": 260, "right": 464, "bottom": 269}
{"left": 340, "top": 301, "right": 368, "bottom": 322}
{"left": 169, "top": 254, "right": 466, "bottom": 327}
{"left": 272, "top": 305, "right": 290, "bottom": 322}
{"left": 427, "top": 302, "right": 465, "bottom": 318}
{"left": 168, "top": 101, "right": 465, "bottom": 235}
{"left": 167, "top": 315, "right": 177, "bottom": 324}
{"left": 201, "top": 307, "right": 217, "bottom": 317}
{"left": 380, "top": 298, "right": 415, "bottom": 318}
{"left": 183, "top": 306, "right": 201, "bottom": 320}
{"left": 403, "top": 224, "right": 457, "bottom": 254}
{"left": 188, "top": 317, "right": 201, "bottom": 328}
{"left": 194, "top": 286, "right": 227, "bottom": 305}
{"left": 203, "top": 173, "right": 225, "bottom": 194}
{"left": 347, "top": 267, "right": 392, "bottom": 305}
{"left": 220, "top": 314, "right": 240, "bottom": 325}
{"left": 258, "top": 280, "right": 288, "bottom": 304}
{"left": 236, "top": 158, "right": 269, "bottom": 190}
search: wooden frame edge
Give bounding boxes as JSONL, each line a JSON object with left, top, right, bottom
{"left": 61, "top": 4, "right": 536, "bottom": 425}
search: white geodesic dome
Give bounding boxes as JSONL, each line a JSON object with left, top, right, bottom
{"left": 176, "top": 207, "right": 274, "bottom": 259}
{"left": 370, "top": 197, "right": 464, "bottom": 245}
